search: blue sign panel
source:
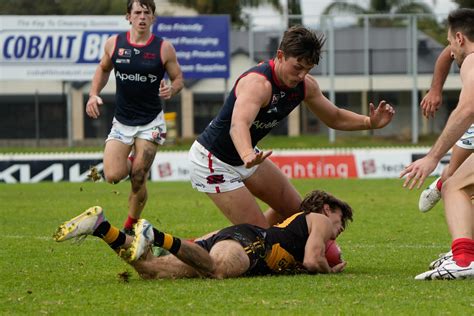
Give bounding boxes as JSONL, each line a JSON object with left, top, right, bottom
{"left": 153, "top": 16, "right": 230, "bottom": 79}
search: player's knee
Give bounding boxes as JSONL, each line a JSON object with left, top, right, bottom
{"left": 441, "top": 177, "right": 459, "bottom": 197}
{"left": 211, "top": 265, "right": 228, "bottom": 279}
{"left": 103, "top": 172, "right": 124, "bottom": 184}
{"left": 130, "top": 168, "right": 147, "bottom": 184}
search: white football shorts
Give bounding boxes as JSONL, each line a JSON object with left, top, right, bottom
{"left": 188, "top": 141, "right": 259, "bottom": 193}
{"left": 106, "top": 111, "right": 167, "bottom": 146}
{"left": 456, "top": 124, "right": 474, "bottom": 150}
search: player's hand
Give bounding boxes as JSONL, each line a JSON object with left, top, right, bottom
{"left": 331, "top": 261, "right": 346, "bottom": 273}
{"left": 85, "top": 95, "right": 103, "bottom": 119}
{"left": 420, "top": 90, "right": 442, "bottom": 119}
{"left": 243, "top": 150, "right": 272, "bottom": 168}
{"left": 368, "top": 100, "right": 395, "bottom": 129}
{"left": 159, "top": 79, "right": 173, "bottom": 100}
{"left": 400, "top": 155, "right": 439, "bottom": 189}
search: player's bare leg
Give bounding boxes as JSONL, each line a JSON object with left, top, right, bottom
{"left": 245, "top": 159, "right": 302, "bottom": 225}
{"left": 442, "top": 155, "right": 474, "bottom": 240}
{"left": 207, "top": 187, "right": 268, "bottom": 228}
{"left": 103, "top": 140, "right": 133, "bottom": 183}
{"left": 127, "top": 138, "right": 157, "bottom": 227}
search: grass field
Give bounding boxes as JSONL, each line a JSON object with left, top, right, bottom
{"left": 0, "top": 134, "right": 441, "bottom": 154}
{"left": 1, "top": 179, "right": 472, "bottom": 315}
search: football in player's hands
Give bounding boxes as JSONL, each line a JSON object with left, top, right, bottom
{"left": 325, "top": 240, "right": 343, "bottom": 267}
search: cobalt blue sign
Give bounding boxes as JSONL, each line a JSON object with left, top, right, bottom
{"left": 0, "top": 16, "right": 130, "bottom": 80}
{"left": 154, "top": 16, "right": 230, "bottom": 79}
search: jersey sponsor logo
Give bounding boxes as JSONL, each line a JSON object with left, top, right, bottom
{"left": 206, "top": 174, "right": 225, "bottom": 184}
{"left": 115, "top": 71, "right": 158, "bottom": 83}
{"left": 252, "top": 119, "right": 279, "bottom": 130}
{"left": 144, "top": 52, "right": 156, "bottom": 60}
{"left": 133, "top": 48, "right": 140, "bottom": 55}
{"left": 118, "top": 48, "right": 131, "bottom": 57}
{"left": 115, "top": 58, "right": 130, "bottom": 64}
{"left": 287, "top": 92, "right": 300, "bottom": 102}
{"left": 271, "top": 93, "right": 280, "bottom": 105}
{"left": 266, "top": 106, "right": 278, "bottom": 114}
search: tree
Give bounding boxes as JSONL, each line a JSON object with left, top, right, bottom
{"left": 0, "top": 0, "right": 124, "bottom": 15}
{"left": 451, "top": 0, "right": 474, "bottom": 8}
{"left": 288, "top": 0, "right": 303, "bottom": 26}
{"left": 321, "top": 0, "right": 441, "bottom": 40}
{"left": 322, "top": 0, "right": 435, "bottom": 15}
{"left": 167, "top": 0, "right": 282, "bottom": 26}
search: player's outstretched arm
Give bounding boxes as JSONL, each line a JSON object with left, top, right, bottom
{"left": 304, "top": 76, "right": 394, "bottom": 131}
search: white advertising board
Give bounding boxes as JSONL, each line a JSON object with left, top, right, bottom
{"left": 0, "top": 147, "right": 450, "bottom": 183}
{"left": 0, "top": 16, "right": 129, "bottom": 80}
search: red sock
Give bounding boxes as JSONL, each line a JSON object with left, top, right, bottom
{"left": 123, "top": 215, "right": 138, "bottom": 230}
{"left": 436, "top": 179, "right": 443, "bottom": 191}
{"left": 452, "top": 238, "right": 474, "bottom": 267}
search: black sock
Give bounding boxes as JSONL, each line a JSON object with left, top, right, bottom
{"left": 152, "top": 228, "right": 181, "bottom": 254}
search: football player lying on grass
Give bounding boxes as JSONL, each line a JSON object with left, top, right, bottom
{"left": 53, "top": 190, "right": 352, "bottom": 279}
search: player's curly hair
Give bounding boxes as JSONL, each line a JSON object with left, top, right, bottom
{"left": 300, "top": 190, "right": 353, "bottom": 228}
{"left": 278, "top": 25, "right": 326, "bottom": 65}
{"left": 127, "top": 0, "right": 156, "bottom": 14}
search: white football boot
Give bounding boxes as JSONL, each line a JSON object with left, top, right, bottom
{"left": 415, "top": 259, "right": 474, "bottom": 280}
{"left": 418, "top": 177, "right": 442, "bottom": 212}
{"left": 129, "top": 219, "right": 154, "bottom": 261}
{"left": 53, "top": 206, "right": 105, "bottom": 242}
{"left": 428, "top": 250, "right": 453, "bottom": 269}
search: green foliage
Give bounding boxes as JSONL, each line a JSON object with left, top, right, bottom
{"left": 0, "top": 179, "right": 472, "bottom": 314}
{"left": 323, "top": 0, "right": 435, "bottom": 15}
{"left": 452, "top": 0, "right": 474, "bottom": 8}
{"left": 0, "top": 134, "right": 443, "bottom": 154}
{"left": 0, "top": 0, "right": 126, "bottom": 15}
{"left": 167, "top": 0, "right": 283, "bottom": 26}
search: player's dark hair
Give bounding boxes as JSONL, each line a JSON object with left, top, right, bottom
{"left": 127, "top": 0, "right": 156, "bottom": 15}
{"left": 300, "top": 190, "right": 353, "bottom": 228}
{"left": 448, "top": 8, "right": 474, "bottom": 42}
{"left": 278, "top": 25, "right": 326, "bottom": 65}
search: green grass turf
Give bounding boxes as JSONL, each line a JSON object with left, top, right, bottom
{"left": 0, "top": 134, "right": 441, "bottom": 153}
{"left": 0, "top": 179, "right": 472, "bottom": 315}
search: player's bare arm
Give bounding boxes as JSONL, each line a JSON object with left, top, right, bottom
{"left": 420, "top": 46, "right": 453, "bottom": 118}
{"left": 159, "top": 41, "right": 183, "bottom": 99}
{"left": 303, "top": 76, "right": 395, "bottom": 130}
{"left": 85, "top": 35, "right": 115, "bottom": 119}
{"left": 401, "top": 56, "right": 474, "bottom": 189}
{"left": 230, "top": 74, "right": 273, "bottom": 168}
{"left": 303, "top": 213, "right": 344, "bottom": 273}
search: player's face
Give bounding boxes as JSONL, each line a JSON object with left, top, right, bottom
{"left": 327, "top": 208, "right": 344, "bottom": 239}
{"left": 447, "top": 28, "right": 464, "bottom": 68}
{"left": 127, "top": 2, "right": 155, "bottom": 33}
{"left": 277, "top": 51, "right": 314, "bottom": 88}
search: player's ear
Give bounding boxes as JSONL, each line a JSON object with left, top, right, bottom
{"left": 276, "top": 50, "right": 284, "bottom": 61}
{"left": 456, "top": 32, "right": 464, "bottom": 45}
{"left": 322, "top": 204, "right": 330, "bottom": 216}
